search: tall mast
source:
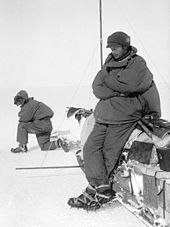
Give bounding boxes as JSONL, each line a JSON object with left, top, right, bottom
{"left": 99, "top": 0, "right": 103, "bottom": 68}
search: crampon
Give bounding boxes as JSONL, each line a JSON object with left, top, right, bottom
{"left": 68, "top": 185, "right": 117, "bottom": 211}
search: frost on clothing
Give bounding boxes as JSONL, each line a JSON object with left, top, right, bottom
{"left": 93, "top": 46, "right": 161, "bottom": 124}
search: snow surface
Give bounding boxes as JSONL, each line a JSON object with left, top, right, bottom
{"left": 0, "top": 147, "right": 149, "bottom": 227}
{"left": 1, "top": 86, "right": 170, "bottom": 227}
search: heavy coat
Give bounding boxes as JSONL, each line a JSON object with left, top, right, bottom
{"left": 18, "top": 98, "right": 54, "bottom": 123}
{"left": 83, "top": 47, "right": 161, "bottom": 186}
{"left": 93, "top": 47, "right": 161, "bottom": 124}
{"left": 16, "top": 96, "right": 55, "bottom": 150}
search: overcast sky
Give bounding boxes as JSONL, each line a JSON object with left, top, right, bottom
{"left": 0, "top": 0, "right": 169, "bottom": 89}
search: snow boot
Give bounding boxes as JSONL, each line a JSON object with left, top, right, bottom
{"left": 67, "top": 184, "right": 97, "bottom": 210}
{"left": 11, "top": 144, "right": 28, "bottom": 153}
{"left": 95, "top": 185, "right": 117, "bottom": 206}
{"left": 67, "top": 184, "right": 116, "bottom": 210}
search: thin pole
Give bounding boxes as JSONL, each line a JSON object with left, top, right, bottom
{"left": 16, "top": 165, "right": 82, "bottom": 170}
{"left": 99, "top": 0, "right": 103, "bottom": 68}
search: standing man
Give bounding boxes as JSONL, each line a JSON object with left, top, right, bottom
{"left": 68, "top": 31, "right": 161, "bottom": 210}
{"left": 11, "top": 90, "right": 69, "bottom": 153}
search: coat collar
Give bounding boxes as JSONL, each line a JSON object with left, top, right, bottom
{"left": 104, "top": 46, "right": 137, "bottom": 68}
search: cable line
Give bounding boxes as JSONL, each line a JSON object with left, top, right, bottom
{"left": 115, "top": 0, "right": 170, "bottom": 91}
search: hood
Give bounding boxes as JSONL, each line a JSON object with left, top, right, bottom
{"left": 15, "top": 90, "right": 29, "bottom": 100}
{"left": 14, "top": 90, "right": 29, "bottom": 105}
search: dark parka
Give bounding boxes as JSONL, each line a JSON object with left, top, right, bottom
{"left": 83, "top": 47, "right": 161, "bottom": 187}
{"left": 14, "top": 90, "right": 54, "bottom": 123}
{"left": 93, "top": 46, "right": 161, "bottom": 124}
{"left": 18, "top": 98, "right": 54, "bottom": 123}
{"left": 14, "top": 90, "right": 56, "bottom": 150}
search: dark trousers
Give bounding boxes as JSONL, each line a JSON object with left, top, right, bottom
{"left": 83, "top": 122, "right": 136, "bottom": 187}
{"left": 17, "top": 119, "right": 57, "bottom": 150}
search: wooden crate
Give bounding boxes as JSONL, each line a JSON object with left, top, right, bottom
{"left": 142, "top": 166, "right": 170, "bottom": 225}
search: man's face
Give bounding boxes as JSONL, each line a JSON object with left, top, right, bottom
{"left": 15, "top": 97, "right": 24, "bottom": 107}
{"left": 110, "top": 44, "right": 125, "bottom": 60}
{"left": 16, "top": 101, "right": 21, "bottom": 106}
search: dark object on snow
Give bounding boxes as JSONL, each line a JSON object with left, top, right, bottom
{"left": 11, "top": 145, "right": 28, "bottom": 153}
{"left": 157, "top": 147, "right": 170, "bottom": 172}
{"left": 127, "top": 141, "right": 154, "bottom": 164}
{"left": 16, "top": 165, "right": 81, "bottom": 170}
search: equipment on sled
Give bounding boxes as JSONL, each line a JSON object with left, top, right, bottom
{"left": 67, "top": 107, "right": 93, "bottom": 123}
{"left": 67, "top": 107, "right": 170, "bottom": 226}
{"left": 50, "top": 130, "right": 81, "bottom": 152}
{"left": 111, "top": 160, "right": 170, "bottom": 226}
{"left": 67, "top": 107, "right": 170, "bottom": 172}
{"left": 109, "top": 117, "right": 170, "bottom": 226}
